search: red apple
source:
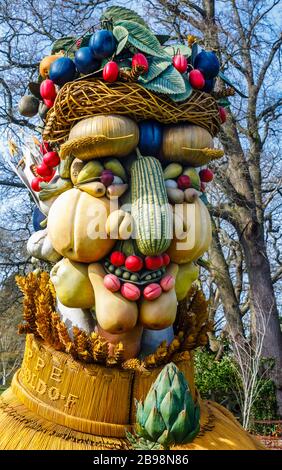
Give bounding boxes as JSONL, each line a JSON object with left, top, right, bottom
{"left": 103, "top": 61, "right": 119, "bottom": 82}
{"left": 189, "top": 69, "right": 205, "bottom": 89}
{"left": 36, "top": 162, "right": 54, "bottom": 177}
{"left": 199, "top": 168, "right": 214, "bottom": 183}
{"left": 219, "top": 106, "right": 227, "bottom": 123}
{"left": 43, "top": 151, "right": 60, "bottom": 167}
{"left": 43, "top": 169, "right": 56, "bottom": 182}
{"left": 110, "top": 251, "right": 126, "bottom": 267}
{"left": 145, "top": 255, "right": 163, "bottom": 270}
{"left": 177, "top": 175, "right": 191, "bottom": 190}
{"left": 132, "top": 53, "right": 149, "bottom": 73}
{"left": 125, "top": 255, "right": 143, "bottom": 272}
{"left": 31, "top": 177, "right": 44, "bottom": 192}
{"left": 162, "top": 253, "right": 170, "bottom": 266}
{"left": 172, "top": 54, "right": 188, "bottom": 73}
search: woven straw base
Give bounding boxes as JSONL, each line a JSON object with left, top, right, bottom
{"left": 0, "top": 389, "right": 263, "bottom": 450}
{"left": 0, "top": 335, "right": 263, "bottom": 450}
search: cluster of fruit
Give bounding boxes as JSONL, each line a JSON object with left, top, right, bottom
{"left": 31, "top": 142, "right": 60, "bottom": 192}
{"left": 163, "top": 162, "right": 214, "bottom": 204}
{"left": 172, "top": 50, "right": 218, "bottom": 91}
{"left": 103, "top": 251, "right": 174, "bottom": 301}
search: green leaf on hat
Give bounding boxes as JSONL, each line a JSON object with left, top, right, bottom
{"left": 163, "top": 44, "right": 192, "bottom": 58}
{"left": 113, "top": 25, "right": 129, "bottom": 55}
{"left": 101, "top": 6, "right": 149, "bottom": 28}
{"left": 115, "top": 20, "right": 167, "bottom": 58}
{"left": 139, "top": 57, "right": 172, "bottom": 83}
{"left": 143, "top": 65, "right": 186, "bottom": 95}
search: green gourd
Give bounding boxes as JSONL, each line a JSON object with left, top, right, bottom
{"left": 131, "top": 149, "right": 172, "bottom": 256}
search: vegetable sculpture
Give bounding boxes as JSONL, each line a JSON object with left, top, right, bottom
{"left": 4, "top": 5, "right": 252, "bottom": 452}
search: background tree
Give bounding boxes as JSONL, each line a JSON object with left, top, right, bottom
{"left": 144, "top": 0, "right": 282, "bottom": 413}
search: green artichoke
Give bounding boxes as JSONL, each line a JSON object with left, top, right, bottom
{"left": 134, "top": 363, "right": 200, "bottom": 449}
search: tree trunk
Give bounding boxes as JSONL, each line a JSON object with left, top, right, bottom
{"left": 209, "top": 219, "right": 245, "bottom": 340}
{"left": 241, "top": 220, "right": 282, "bottom": 414}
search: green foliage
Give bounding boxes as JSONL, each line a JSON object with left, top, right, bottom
{"left": 115, "top": 20, "right": 167, "bottom": 58}
{"left": 194, "top": 350, "right": 278, "bottom": 431}
{"left": 195, "top": 350, "right": 238, "bottom": 403}
{"left": 250, "top": 380, "right": 278, "bottom": 435}
{"left": 101, "top": 6, "right": 149, "bottom": 29}
{"left": 51, "top": 36, "right": 76, "bottom": 55}
{"left": 163, "top": 44, "right": 191, "bottom": 58}
{"left": 143, "top": 65, "right": 186, "bottom": 95}
{"left": 113, "top": 26, "right": 128, "bottom": 55}
{"left": 171, "top": 79, "right": 193, "bottom": 102}
{"left": 139, "top": 57, "right": 171, "bottom": 83}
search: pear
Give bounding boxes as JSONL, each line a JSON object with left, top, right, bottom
{"left": 50, "top": 258, "right": 95, "bottom": 309}
{"left": 139, "top": 289, "right": 177, "bottom": 330}
{"left": 76, "top": 160, "right": 104, "bottom": 184}
{"left": 88, "top": 263, "right": 138, "bottom": 334}
{"left": 163, "top": 163, "right": 183, "bottom": 180}
{"left": 70, "top": 158, "right": 85, "bottom": 184}
{"left": 183, "top": 167, "right": 201, "bottom": 190}
{"left": 175, "top": 262, "right": 199, "bottom": 301}
{"left": 104, "top": 158, "right": 128, "bottom": 182}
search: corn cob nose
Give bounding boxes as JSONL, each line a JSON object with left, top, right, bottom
{"left": 131, "top": 150, "right": 173, "bottom": 256}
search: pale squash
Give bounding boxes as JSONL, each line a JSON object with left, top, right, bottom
{"left": 47, "top": 188, "right": 115, "bottom": 263}
{"left": 167, "top": 197, "right": 212, "bottom": 264}
{"left": 88, "top": 263, "right": 138, "bottom": 334}
{"left": 60, "top": 115, "right": 139, "bottom": 161}
{"left": 51, "top": 258, "right": 95, "bottom": 309}
{"left": 161, "top": 124, "right": 214, "bottom": 165}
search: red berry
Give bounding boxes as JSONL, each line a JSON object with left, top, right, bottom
{"left": 43, "top": 151, "right": 60, "bottom": 167}
{"left": 43, "top": 98, "right": 54, "bottom": 108}
{"left": 162, "top": 253, "right": 170, "bottom": 266}
{"left": 43, "top": 169, "right": 56, "bottom": 182}
{"left": 125, "top": 255, "right": 143, "bottom": 272}
{"left": 40, "top": 79, "right": 57, "bottom": 101}
{"left": 172, "top": 54, "right": 188, "bottom": 73}
{"left": 189, "top": 69, "right": 205, "bottom": 89}
{"left": 143, "top": 283, "right": 162, "bottom": 301}
{"left": 110, "top": 251, "right": 126, "bottom": 267}
{"left": 200, "top": 182, "right": 206, "bottom": 192}
{"left": 103, "top": 61, "right": 119, "bottom": 82}
{"left": 36, "top": 162, "right": 54, "bottom": 177}
{"left": 132, "top": 53, "right": 149, "bottom": 73}
{"left": 219, "top": 106, "right": 227, "bottom": 123}
{"left": 31, "top": 177, "right": 44, "bottom": 192}
{"left": 121, "top": 283, "right": 140, "bottom": 301}
{"left": 177, "top": 175, "right": 191, "bottom": 190}
{"left": 199, "top": 168, "right": 214, "bottom": 183}
{"left": 145, "top": 255, "right": 163, "bottom": 270}
{"left": 39, "top": 141, "right": 51, "bottom": 155}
